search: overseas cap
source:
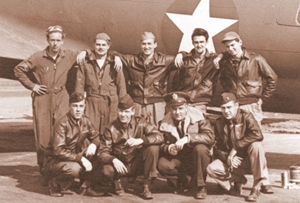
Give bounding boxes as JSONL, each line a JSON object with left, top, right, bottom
{"left": 141, "top": 32, "right": 155, "bottom": 41}
{"left": 118, "top": 94, "right": 134, "bottom": 110}
{"left": 95, "top": 33, "right": 111, "bottom": 43}
{"left": 221, "top": 31, "right": 241, "bottom": 43}
{"left": 164, "top": 92, "right": 190, "bottom": 107}
{"left": 46, "top": 25, "right": 64, "bottom": 35}
{"left": 221, "top": 92, "right": 237, "bottom": 105}
{"left": 69, "top": 92, "right": 85, "bottom": 103}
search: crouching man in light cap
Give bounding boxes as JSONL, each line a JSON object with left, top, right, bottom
{"left": 157, "top": 91, "right": 215, "bottom": 199}
{"left": 207, "top": 92, "right": 273, "bottom": 202}
{"left": 44, "top": 92, "right": 104, "bottom": 197}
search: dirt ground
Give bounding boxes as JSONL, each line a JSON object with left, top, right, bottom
{"left": 1, "top": 78, "right": 300, "bottom": 203}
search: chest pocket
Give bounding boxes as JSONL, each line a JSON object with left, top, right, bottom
{"left": 234, "top": 124, "right": 243, "bottom": 140}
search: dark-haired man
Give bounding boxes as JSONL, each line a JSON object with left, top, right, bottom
{"left": 44, "top": 92, "right": 103, "bottom": 197}
{"left": 98, "top": 94, "right": 164, "bottom": 199}
{"left": 207, "top": 92, "right": 273, "bottom": 202}
{"left": 157, "top": 92, "right": 215, "bottom": 199}
{"left": 169, "top": 28, "right": 220, "bottom": 113}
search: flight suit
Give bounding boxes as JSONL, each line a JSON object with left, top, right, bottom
{"left": 14, "top": 48, "right": 78, "bottom": 168}
{"left": 76, "top": 51, "right": 127, "bottom": 134}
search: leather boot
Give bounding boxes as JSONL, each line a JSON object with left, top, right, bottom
{"left": 49, "top": 178, "right": 63, "bottom": 197}
{"left": 142, "top": 185, "right": 153, "bottom": 200}
{"left": 114, "top": 179, "right": 125, "bottom": 196}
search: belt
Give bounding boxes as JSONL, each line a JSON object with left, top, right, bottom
{"left": 47, "top": 86, "right": 65, "bottom": 94}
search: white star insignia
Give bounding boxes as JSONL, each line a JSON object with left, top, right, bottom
{"left": 167, "top": 0, "right": 238, "bottom": 52}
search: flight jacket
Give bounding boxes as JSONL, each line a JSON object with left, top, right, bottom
{"left": 170, "top": 49, "right": 219, "bottom": 103}
{"left": 213, "top": 109, "right": 263, "bottom": 163}
{"left": 219, "top": 49, "right": 277, "bottom": 105}
{"left": 98, "top": 117, "right": 164, "bottom": 164}
{"left": 50, "top": 113, "right": 100, "bottom": 163}
{"left": 118, "top": 51, "right": 174, "bottom": 104}
{"left": 159, "top": 106, "right": 215, "bottom": 156}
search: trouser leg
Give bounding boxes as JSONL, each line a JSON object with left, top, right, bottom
{"left": 142, "top": 145, "right": 160, "bottom": 180}
{"left": 247, "top": 142, "right": 270, "bottom": 188}
{"left": 207, "top": 159, "right": 232, "bottom": 191}
{"left": 50, "top": 161, "right": 82, "bottom": 190}
{"left": 193, "top": 144, "right": 211, "bottom": 187}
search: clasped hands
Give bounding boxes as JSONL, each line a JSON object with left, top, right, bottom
{"left": 168, "top": 136, "right": 188, "bottom": 156}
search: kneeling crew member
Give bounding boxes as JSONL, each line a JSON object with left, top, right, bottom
{"left": 157, "top": 92, "right": 215, "bottom": 199}
{"left": 98, "top": 94, "right": 164, "bottom": 199}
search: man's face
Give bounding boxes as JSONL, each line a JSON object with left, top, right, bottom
{"left": 69, "top": 100, "right": 85, "bottom": 120}
{"left": 141, "top": 39, "right": 157, "bottom": 57}
{"left": 118, "top": 107, "right": 135, "bottom": 124}
{"left": 47, "top": 32, "right": 64, "bottom": 54}
{"left": 221, "top": 101, "right": 239, "bottom": 120}
{"left": 223, "top": 40, "right": 243, "bottom": 58}
{"left": 94, "top": 39, "right": 110, "bottom": 57}
{"left": 171, "top": 104, "right": 188, "bottom": 121}
{"left": 192, "top": 35, "right": 207, "bottom": 55}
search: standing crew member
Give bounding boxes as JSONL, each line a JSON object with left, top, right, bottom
{"left": 169, "top": 28, "right": 220, "bottom": 113}
{"left": 75, "top": 33, "right": 127, "bottom": 134}
{"left": 14, "top": 25, "right": 78, "bottom": 177}
{"left": 217, "top": 32, "right": 277, "bottom": 125}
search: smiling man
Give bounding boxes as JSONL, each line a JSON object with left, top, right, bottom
{"left": 98, "top": 94, "right": 164, "bottom": 199}
{"left": 75, "top": 33, "right": 127, "bottom": 134}
{"left": 218, "top": 32, "right": 277, "bottom": 125}
{"left": 207, "top": 92, "right": 273, "bottom": 202}
{"left": 116, "top": 32, "right": 175, "bottom": 125}
{"left": 169, "top": 28, "right": 220, "bottom": 113}
{"left": 158, "top": 91, "right": 215, "bottom": 199}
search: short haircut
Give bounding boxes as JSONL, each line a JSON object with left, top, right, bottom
{"left": 191, "top": 28, "right": 209, "bottom": 41}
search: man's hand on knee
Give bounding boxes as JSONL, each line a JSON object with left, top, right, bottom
{"left": 112, "top": 158, "right": 128, "bottom": 175}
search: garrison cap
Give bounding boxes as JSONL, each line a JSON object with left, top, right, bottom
{"left": 118, "top": 94, "right": 134, "bottom": 110}
{"left": 164, "top": 92, "right": 190, "bottom": 107}
{"left": 46, "top": 25, "right": 64, "bottom": 35}
{"left": 141, "top": 32, "right": 155, "bottom": 41}
{"left": 221, "top": 92, "right": 237, "bottom": 105}
{"left": 69, "top": 92, "right": 85, "bottom": 103}
{"left": 95, "top": 33, "right": 111, "bottom": 44}
{"left": 221, "top": 31, "right": 241, "bottom": 43}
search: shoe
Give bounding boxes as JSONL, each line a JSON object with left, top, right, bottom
{"left": 84, "top": 187, "right": 105, "bottom": 197}
{"left": 142, "top": 185, "right": 153, "bottom": 200}
{"left": 49, "top": 178, "right": 63, "bottom": 197}
{"left": 196, "top": 187, "right": 207, "bottom": 199}
{"left": 114, "top": 179, "right": 125, "bottom": 196}
{"left": 229, "top": 182, "right": 243, "bottom": 195}
{"left": 260, "top": 185, "right": 274, "bottom": 194}
{"left": 247, "top": 188, "right": 260, "bottom": 202}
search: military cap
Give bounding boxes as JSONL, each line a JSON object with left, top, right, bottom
{"left": 221, "top": 31, "right": 241, "bottom": 43}
{"left": 69, "top": 92, "right": 85, "bottom": 103}
{"left": 118, "top": 94, "right": 134, "bottom": 110}
{"left": 164, "top": 92, "right": 190, "bottom": 107}
{"left": 95, "top": 33, "right": 111, "bottom": 44}
{"left": 221, "top": 92, "right": 237, "bottom": 105}
{"left": 141, "top": 31, "right": 155, "bottom": 41}
{"left": 46, "top": 25, "right": 64, "bottom": 35}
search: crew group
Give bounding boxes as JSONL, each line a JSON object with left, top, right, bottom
{"left": 14, "top": 25, "right": 277, "bottom": 202}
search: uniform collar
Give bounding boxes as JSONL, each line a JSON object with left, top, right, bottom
{"left": 138, "top": 51, "right": 160, "bottom": 63}
{"left": 43, "top": 47, "right": 65, "bottom": 58}
{"left": 67, "top": 112, "right": 82, "bottom": 127}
